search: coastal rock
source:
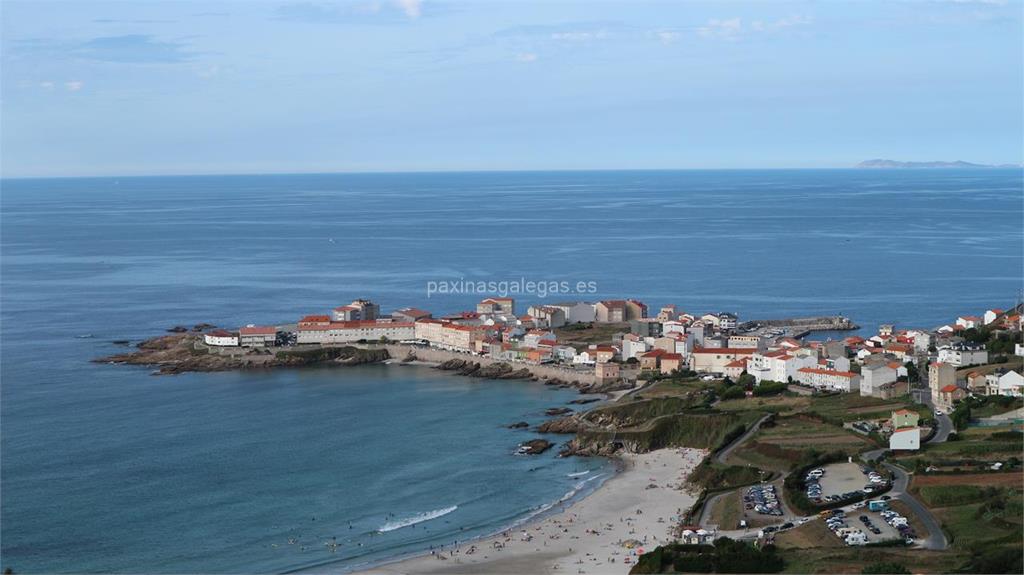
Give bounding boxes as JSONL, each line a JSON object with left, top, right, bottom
{"left": 94, "top": 333, "right": 389, "bottom": 375}
{"left": 568, "top": 398, "right": 601, "bottom": 405}
{"left": 518, "top": 438, "right": 553, "bottom": 455}
{"left": 537, "top": 416, "right": 580, "bottom": 434}
{"left": 545, "top": 407, "right": 574, "bottom": 416}
{"left": 508, "top": 421, "right": 530, "bottom": 429}
{"left": 166, "top": 326, "right": 189, "bottom": 333}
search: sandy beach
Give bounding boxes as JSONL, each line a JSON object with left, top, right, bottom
{"left": 359, "top": 447, "right": 707, "bottom": 575}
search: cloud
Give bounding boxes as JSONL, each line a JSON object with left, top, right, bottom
{"left": 697, "top": 18, "right": 742, "bottom": 39}
{"left": 515, "top": 52, "right": 538, "bottom": 62}
{"left": 397, "top": 0, "right": 421, "bottom": 18}
{"left": 698, "top": 15, "right": 812, "bottom": 39}
{"left": 655, "top": 30, "right": 681, "bottom": 45}
{"left": 13, "top": 34, "right": 195, "bottom": 64}
{"left": 64, "top": 81, "right": 84, "bottom": 91}
{"left": 750, "top": 15, "right": 813, "bottom": 32}
{"left": 550, "top": 30, "right": 609, "bottom": 41}
{"left": 39, "top": 81, "right": 54, "bottom": 90}
{"left": 275, "top": 1, "right": 426, "bottom": 23}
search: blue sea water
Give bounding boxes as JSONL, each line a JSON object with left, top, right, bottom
{"left": 1, "top": 169, "right": 1022, "bottom": 573}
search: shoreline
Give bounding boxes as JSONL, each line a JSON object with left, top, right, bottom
{"left": 353, "top": 448, "right": 707, "bottom": 575}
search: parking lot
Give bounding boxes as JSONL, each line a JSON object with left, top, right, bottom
{"left": 818, "top": 463, "right": 868, "bottom": 497}
{"left": 818, "top": 504, "right": 918, "bottom": 546}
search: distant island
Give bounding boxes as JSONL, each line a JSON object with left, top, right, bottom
{"left": 857, "top": 159, "right": 1021, "bottom": 169}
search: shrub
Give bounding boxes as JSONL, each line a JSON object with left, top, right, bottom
{"left": 862, "top": 562, "right": 910, "bottom": 574}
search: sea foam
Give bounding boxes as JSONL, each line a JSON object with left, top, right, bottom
{"left": 377, "top": 506, "right": 458, "bottom": 533}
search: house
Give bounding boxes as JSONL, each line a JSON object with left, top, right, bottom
{"left": 966, "top": 371, "right": 988, "bottom": 395}
{"left": 656, "top": 305, "right": 679, "bottom": 322}
{"left": 883, "top": 342, "right": 912, "bottom": 361}
{"left": 889, "top": 427, "right": 920, "bottom": 451}
{"left": 747, "top": 349, "right": 817, "bottom": 383}
{"left": 728, "top": 335, "right": 764, "bottom": 351}
{"left": 879, "top": 324, "right": 895, "bottom": 337}
{"left": 523, "top": 330, "right": 556, "bottom": 348}
{"left": 660, "top": 353, "right": 683, "bottom": 374}
{"left": 595, "top": 300, "right": 627, "bottom": 323}
{"left": 204, "top": 329, "right": 239, "bottom": 347}
{"left": 891, "top": 409, "right": 920, "bottom": 429}
{"left": 332, "top": 305, "right": 360, "bottom": 322}
{"left": 625, "top": 299, "right": 648, "bottom": 321}
{"left": 392, "top": 308, "right": 432, "bottom": 322}
{"left": 984, "top": 309, "right": 1005, "bottom": 325}
{"left": 239, "top": 325, "right": 277, "bottom": 347}
{"left": 996, "top": 371, "right": 1024, "bottom": 397}
{"left": 928, "top": 362, "right": 955, "bottom": 395}
{"left": 937, "top": 384, "right": 967, "bottom": 411}
{"left": 688, "top": 347, "right": 757, "bottom": 374}
{"left": 718, "top": 312, "right": 738, "bottom": 331}
{"left": 335, "top": 299, "right": 379, "bottom": 321}
{"left": 937, "top": 342, "right": 988, "bottom": 367}
{"left": 630, "top": 318, "right": 663, "bottom": 338}
{"left": 874, "top": 380, "right": 910, "bottom": 400}
{"left": 527, "top": 305, "right": 567, "bottom": 329}
{"left": 796, "top": 367, "right": 861, "bottom": 392}
{"left": 723, "top": 358, "right": 748, "bottom": 380}
{"left": 860, "top": 363, "right": 898, "bottom": 397}
{"left": 300, "top": 321, "right": 416, "bottom": 345}
{"left": 956, "top": 316, "right": 982, "bottom": 330}
{"left": 620, "top": 334, "right": 649, "bottom": 360}
{"left": 640, "top": 349, "right": 666, "bottom": 371}
{"left": 591, "top": 345, "right": 618, "bottom": 363}
{"left": 477, "top": 297, "right": 515, "bottom": 316}
{"left": 550, "top": 302, "right": 596, "bottom": 324}
{"left": 662, "top": 320, "right": 687, "bottom": 336}
{"left": 595, "top": 361, "right": 621, "bottom": 384}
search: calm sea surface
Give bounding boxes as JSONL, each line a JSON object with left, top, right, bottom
{"left": 2, "top": 169, "right": 1021, "bottom": 572}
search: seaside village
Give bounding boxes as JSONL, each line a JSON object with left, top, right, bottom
{"left": 204, "top": 297, "right": 1024, "bottom": 449}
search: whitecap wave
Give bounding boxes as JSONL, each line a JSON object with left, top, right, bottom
{"left": 377, "top": 506, "right": 458, "bottom": 533}
{"left": 567, "top": 470, "right": 591, "bottom": 478}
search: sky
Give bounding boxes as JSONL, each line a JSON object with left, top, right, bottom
{"left": 1, "top": 0, "right": 1022, "bottom": 177}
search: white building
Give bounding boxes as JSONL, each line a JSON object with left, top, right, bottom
{"left": 204, "top": 329, "right": 239, "bottom": 347}
{"left": 299, "top": 321, "right": 415, "bottom": 345}
{"left": 239, "top": 325, "right": 277, "bottom": 347}
{"left": 937, "top": 343, "right": 988, "bottom": 367}
{"left": 621, "top": 334, "right": 650, "bottom": 360}
{"left": 796, "top": 367, "right": 861, "bottom": 392}
{"left": 996, "top": 371, "right": 1024, "bottom": 397}
{"left": 956, "top": 316, "right": 982, "bottom": 330}
{"left": 747, "top": 349, "right": 816, "bottom": 384}
{"left": 526, "top": 305, "right": 567, "bottom": 329}
{"left": 550, "top": 302, "right": 596, "bottom": 324}
{"left": 860, "top": 363, "right": 898, "bottom": 397}
{"left": 983, "top": 309, "right": 1004, "bottom": 325}
{"left": 889, "top": 427, "right": 921, "bottom": 451}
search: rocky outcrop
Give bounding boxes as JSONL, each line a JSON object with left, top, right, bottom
{"left": 537, "top": 416, "right": 581, "bottom": 434}
{"left": 434, "top": 359, "right": 533, "bottom": 380}
{"left": 518, "top": 439, "right": 554, "bottom": 455}
{"left": 568, "top": 397, "right": 601, "bottom": 405}
{"left": 95, "top": 334, "right": 389, "bottom": 375}
{"left": 508, "top": 421, "right": 530, "bottom": 429}
{"left": 545, "top": 407, "right": 573, "bottom": 416}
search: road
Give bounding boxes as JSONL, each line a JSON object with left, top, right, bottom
{"left": 715, "top": 414, "right": 772, "bottom": 464}
{"left": 861, "top": 448, "right": 948, "bottom": 550}
{"left": 917, "top": 388, "right": 953, "bottom": 443}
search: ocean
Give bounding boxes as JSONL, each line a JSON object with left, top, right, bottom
{"left": 1, "top": 169, "right": 1021, "bottom": 573}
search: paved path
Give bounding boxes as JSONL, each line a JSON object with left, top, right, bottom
{"left": 917, "top": 388, "right": 953, "bottom": 443}
{"left": 714, "top": 414, "right": 772, "bottom": 464}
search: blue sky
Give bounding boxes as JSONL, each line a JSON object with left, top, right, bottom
{"left": 2, "top": 1, "right": 1021, "bottom": 177}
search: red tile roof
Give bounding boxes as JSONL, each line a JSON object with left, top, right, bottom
{"left": 798, "top": 367, "right": 858, "bottom": 378}
{"left": 240, "top": 326, "right": 276, "bottom": 336}
{"left": 299, "top": 315, "right": 331, "bottom": 323}
{"left": 691, "top": 347, "right": 757, "bottom": 354}
{"left": 940, "top": 384, "right": 961, "bottom": 393}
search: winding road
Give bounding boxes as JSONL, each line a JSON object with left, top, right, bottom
{"left": 861, "top": 448, "right": 949, "bottom": 550}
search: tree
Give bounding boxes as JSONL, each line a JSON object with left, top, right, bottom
{"left": 738, "top": 372, "right": 756, "bottom": 387}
